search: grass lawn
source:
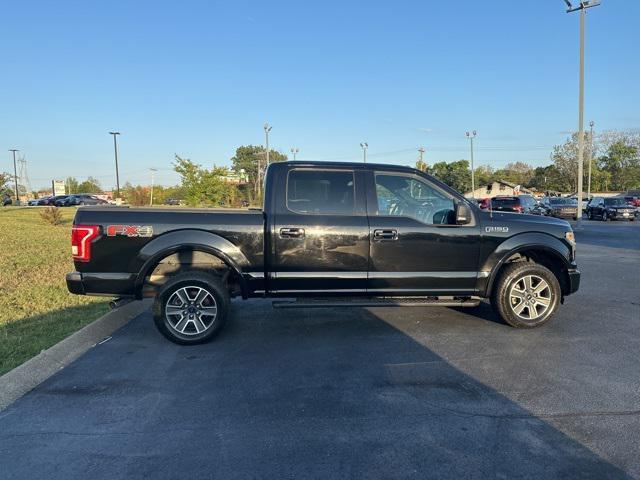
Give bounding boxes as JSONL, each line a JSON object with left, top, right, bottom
{"left": 0, "top": 207, "right": 109, "bottom": 375}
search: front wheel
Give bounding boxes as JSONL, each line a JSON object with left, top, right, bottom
{"left": 491, "top": 263, "right": 561, "bottom": 328}
{"left": 153, "top": 272, "right": 230, "bottom": 344}
{"left": 602, "top": 211, "right": 609, "bottom": 221}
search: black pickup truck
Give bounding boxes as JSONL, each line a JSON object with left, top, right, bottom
{"left": 67, "top": 161, "right": 580, "bottom": 344}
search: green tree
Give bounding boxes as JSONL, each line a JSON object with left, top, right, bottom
{"left": 174, "top": 155, "right": 237, "bottom": 206}
{"left": 231, "top": 145, "right": 287, "bottom": 203}
{"left": 428, "top": 160, "right": 471, "bottom": 193}
{"left": 122, "top": 182, "right": 150, "bottom": 206}
{"left": 415, "top": 159, "right": 428, "bottom": 172}
{"left": 474, "top": 165, "right": 494, "bottom": 186}
{"left": 550, "top": 132, "right": 595, "bottom": 192}
{"left": 66, "top": 177, "right": 80, "bottom": 194}
{"left": 77, "top": 176, "right": 102, "bottom": 194}
{"left": 0, "top": 172, "right": 12, "bottom": 197}
{"left": 598, "top": 140, "right": 640, "bottom": 191}
{"left": 494, "top": 162, "right": 534, "bottom": 187}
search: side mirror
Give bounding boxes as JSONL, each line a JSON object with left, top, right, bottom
{"left": 455, "top": 202, "right": 472, "bottom": 225}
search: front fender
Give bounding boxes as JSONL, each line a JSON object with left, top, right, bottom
{"left": 132, "top": 229, "right": 251, "bottom": 297}
{"left": 481, "top": 232, "right": 572, "bottom": 296}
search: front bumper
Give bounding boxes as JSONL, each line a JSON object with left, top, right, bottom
{"left": 66, "top": 271, "right": 137, "bottom": 297}
{"left": 567, "top": 268, "right": 581, "bottom": 295}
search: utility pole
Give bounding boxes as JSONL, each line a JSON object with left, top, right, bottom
{"left": 466, "top": 131, "right": 477, "bottom": 198}
{"left": 290, "top": 148, "right": 299, "bottom": 160}
{"left": 149, "top": 168, "right": 157, "bottom": 206}
{"left": 109, "top": 132, "right": 121, "bottom": 199}
{"left": 418, "top": 147, "right": 425, "bottom": 164}
{"left": 9, "top": 149, "right": 19, "bottom": 204}
{"left": 587, "top": 120, "right": 594, "bottom": 200}
{"left": 564, "top": 0, "right": 600, "bottom": 228}
{"left": 360, "top": 142, "right": 368, "bottom": 163}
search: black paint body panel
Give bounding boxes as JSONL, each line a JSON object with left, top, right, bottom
{"left": 68, "top": 162, "right": 580, "bottom": 300}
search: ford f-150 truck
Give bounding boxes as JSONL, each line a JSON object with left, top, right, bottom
{"left": 67, "top": 161, "right": 580, "bottom": 344}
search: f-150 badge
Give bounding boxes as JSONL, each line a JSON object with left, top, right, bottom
{"left": 485, "top": 226, "right": 509, "bottom": 233}
{"left": 106, "top": 225, "right": 154, "bottom": 237}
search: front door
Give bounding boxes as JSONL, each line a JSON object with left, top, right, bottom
{"left": 366, "top": 170, "right": 481, "bottom": 295}
{"left": 271, "top": 167, "right": 369, "bottom": 294}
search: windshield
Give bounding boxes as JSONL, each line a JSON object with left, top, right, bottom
{"left": 604, "top": 198, "right": 626, "bottom": 206}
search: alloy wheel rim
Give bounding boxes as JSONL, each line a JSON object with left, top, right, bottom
{"left": 165, "top": 286, "right": 217, "bottom": 335}
{"left": 508, "top": 274, "right": 552, "bottom": 321}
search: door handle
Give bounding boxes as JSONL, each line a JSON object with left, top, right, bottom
{"left": 280, "top": 227, "right": 305, "bottom": 238}
{"left": 373, "top": 229, "right": 398, "bottom": 240}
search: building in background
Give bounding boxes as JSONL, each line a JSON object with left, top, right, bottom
{"left": 466, "top": 180, "right": 534, "bottom": 199}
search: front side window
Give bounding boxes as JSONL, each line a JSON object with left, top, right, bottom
{"left": 374, "top": 173, "right": 455, "bottom": 225}
{"left": 287, "top": 169, "right": 354, "bottom": 215}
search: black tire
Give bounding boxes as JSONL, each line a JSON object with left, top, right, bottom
{"left": 153, "top": 272, "right": 230, "bottom": 345}
{"left": 602, "top": 211, "right": 609, "bottom": 222}
{"left": 490, "top": 262, "right": 561, "bottom": 329}
{"left": 587, "top": 210, "right": 593, "bottom": 220}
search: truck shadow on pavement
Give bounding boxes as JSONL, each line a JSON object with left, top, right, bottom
{"left": 0, "top": 301, "right": 633, "bottom": 479}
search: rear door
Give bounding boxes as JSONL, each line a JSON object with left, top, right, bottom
{"left": 270, "top": 167, "right": 369, "bottom": 294}
{"left": 366, "top": 169, "right": 481, "bottom": 295}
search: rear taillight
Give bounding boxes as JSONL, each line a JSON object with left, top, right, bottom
{"left": 71, "top": 225, "right": 100, "bottom": 262}
{"left": 515, "top": 205, "right": 524, "bottom": 212}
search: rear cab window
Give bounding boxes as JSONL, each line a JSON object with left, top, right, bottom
{"left": 286, "top": 169, "right": 355, "bottom": 215}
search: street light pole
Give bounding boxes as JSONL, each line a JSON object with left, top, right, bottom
{"left": 109, "top": 132, "right": 121, "bottom": 199}
{"left": 360, "top": 142, "right": 368, "bottom": 163}
{"left": 587, "top": 120, "right": 594, "bottom": 200}
{"left": 264, "top": 123, "right": 272, "bottom": 166}
{"left": 9, "top": 149, "right": 19, "bottom": 204}
{"left": 466, "top": 131, "right": 477, "bottom": 198}
{"left": 150, "top": 168, "right": 157, "bottom": 206}
{"left": 564, "top": 0, "right": 600, "bottom": 228}
{"left": 290, "top": 148, "right": 299, "bottom": 160}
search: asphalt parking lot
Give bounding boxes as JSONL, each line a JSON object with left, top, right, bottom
{"left": 1, "top": 220, "right": 638, "bottom": 479}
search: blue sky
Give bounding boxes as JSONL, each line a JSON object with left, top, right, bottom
{"left": 1, "top": 0, "right": 638, "bottom": 189}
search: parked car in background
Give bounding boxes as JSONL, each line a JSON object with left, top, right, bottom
{"left": 164, "top": 198, "right": 184, "bottom": 206}
{"left": 27, "top": 198, "right": 40, "bottom": 206}
{"left": 2, "top": 194, "right": 12, "bottom": 206}
{"left": 36, "top": 196, "right": 54, "bottom": 205}
{"left": 586, "top": 197, "right": 636, "bottom": 221}
{"left": 623, "top": 196, "right": 640, "bottom": 208}
{"left": 534, "top": 197, "right": 578, "bottom": 221}
{"left": 490, "top": 195, "right": 537, "bottom": 214}
{"left": 476, "top": 197, "right": 490, "bottom": 210}
{"left": 66, "top": 194, "right": 109, "bottom": 206}
{"left": 50, "top": 195, "right": 70, "bottom": 206}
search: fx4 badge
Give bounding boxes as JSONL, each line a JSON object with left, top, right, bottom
{"left": 485, "top": 226, "right": 509, "bottom": 233}
{"left": 107, "top": 225, "right": 154, "bottom": 238}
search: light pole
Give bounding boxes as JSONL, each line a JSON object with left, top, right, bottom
{"left": 587, "top": 120, "right": 594, "bottom": 200}
{"left": 466, "top": 131, "right": 477, "bottom": 198}
{"left": 264, "top": 123, "right": 272, "bottom": 166}
{"left": 109, "top": 132, "right": 121, "bottom": 199}
{"left": 9, "top": 149, "right": 19, "bottom": 204}
{"left": 360, "top": 142, "right": 368, "bottom": 163}
{"left": 149, "top": 168, "right": 157, "bottom": 206}
{"left": 564, "top": 0, "right": 600, "bottom": 228}
{"left": 290, "top": 148, "right": 299, "bottom": 160}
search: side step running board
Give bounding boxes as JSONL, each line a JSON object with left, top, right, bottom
{"left": 272, "top": 296, "right": 480, "bottom": 309}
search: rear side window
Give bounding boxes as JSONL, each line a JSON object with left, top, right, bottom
{"left": 287, "top": 169, "right": 355, "bottom": 215}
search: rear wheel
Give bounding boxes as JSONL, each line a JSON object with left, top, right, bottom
{"left": 602, "top": 211, "right": 609, "bottom": 221}
{"left": 491, "top": 262, "right": 560, "bottom": 328}
{"left": 153, "top": 272, "right": 230, "bottom": 344}
{"left": 587, "top": 210, "right": 593, "bottom": 220}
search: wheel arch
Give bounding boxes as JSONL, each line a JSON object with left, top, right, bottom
{"left": 483, "top": 234, "right": 573, "bottom": 297}
{"left": 133, "top": 229, "right": 250, "bottom": 299}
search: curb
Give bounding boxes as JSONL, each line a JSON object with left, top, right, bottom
{"left": 0, "top": 299, "right": 152, "bottom": 412}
